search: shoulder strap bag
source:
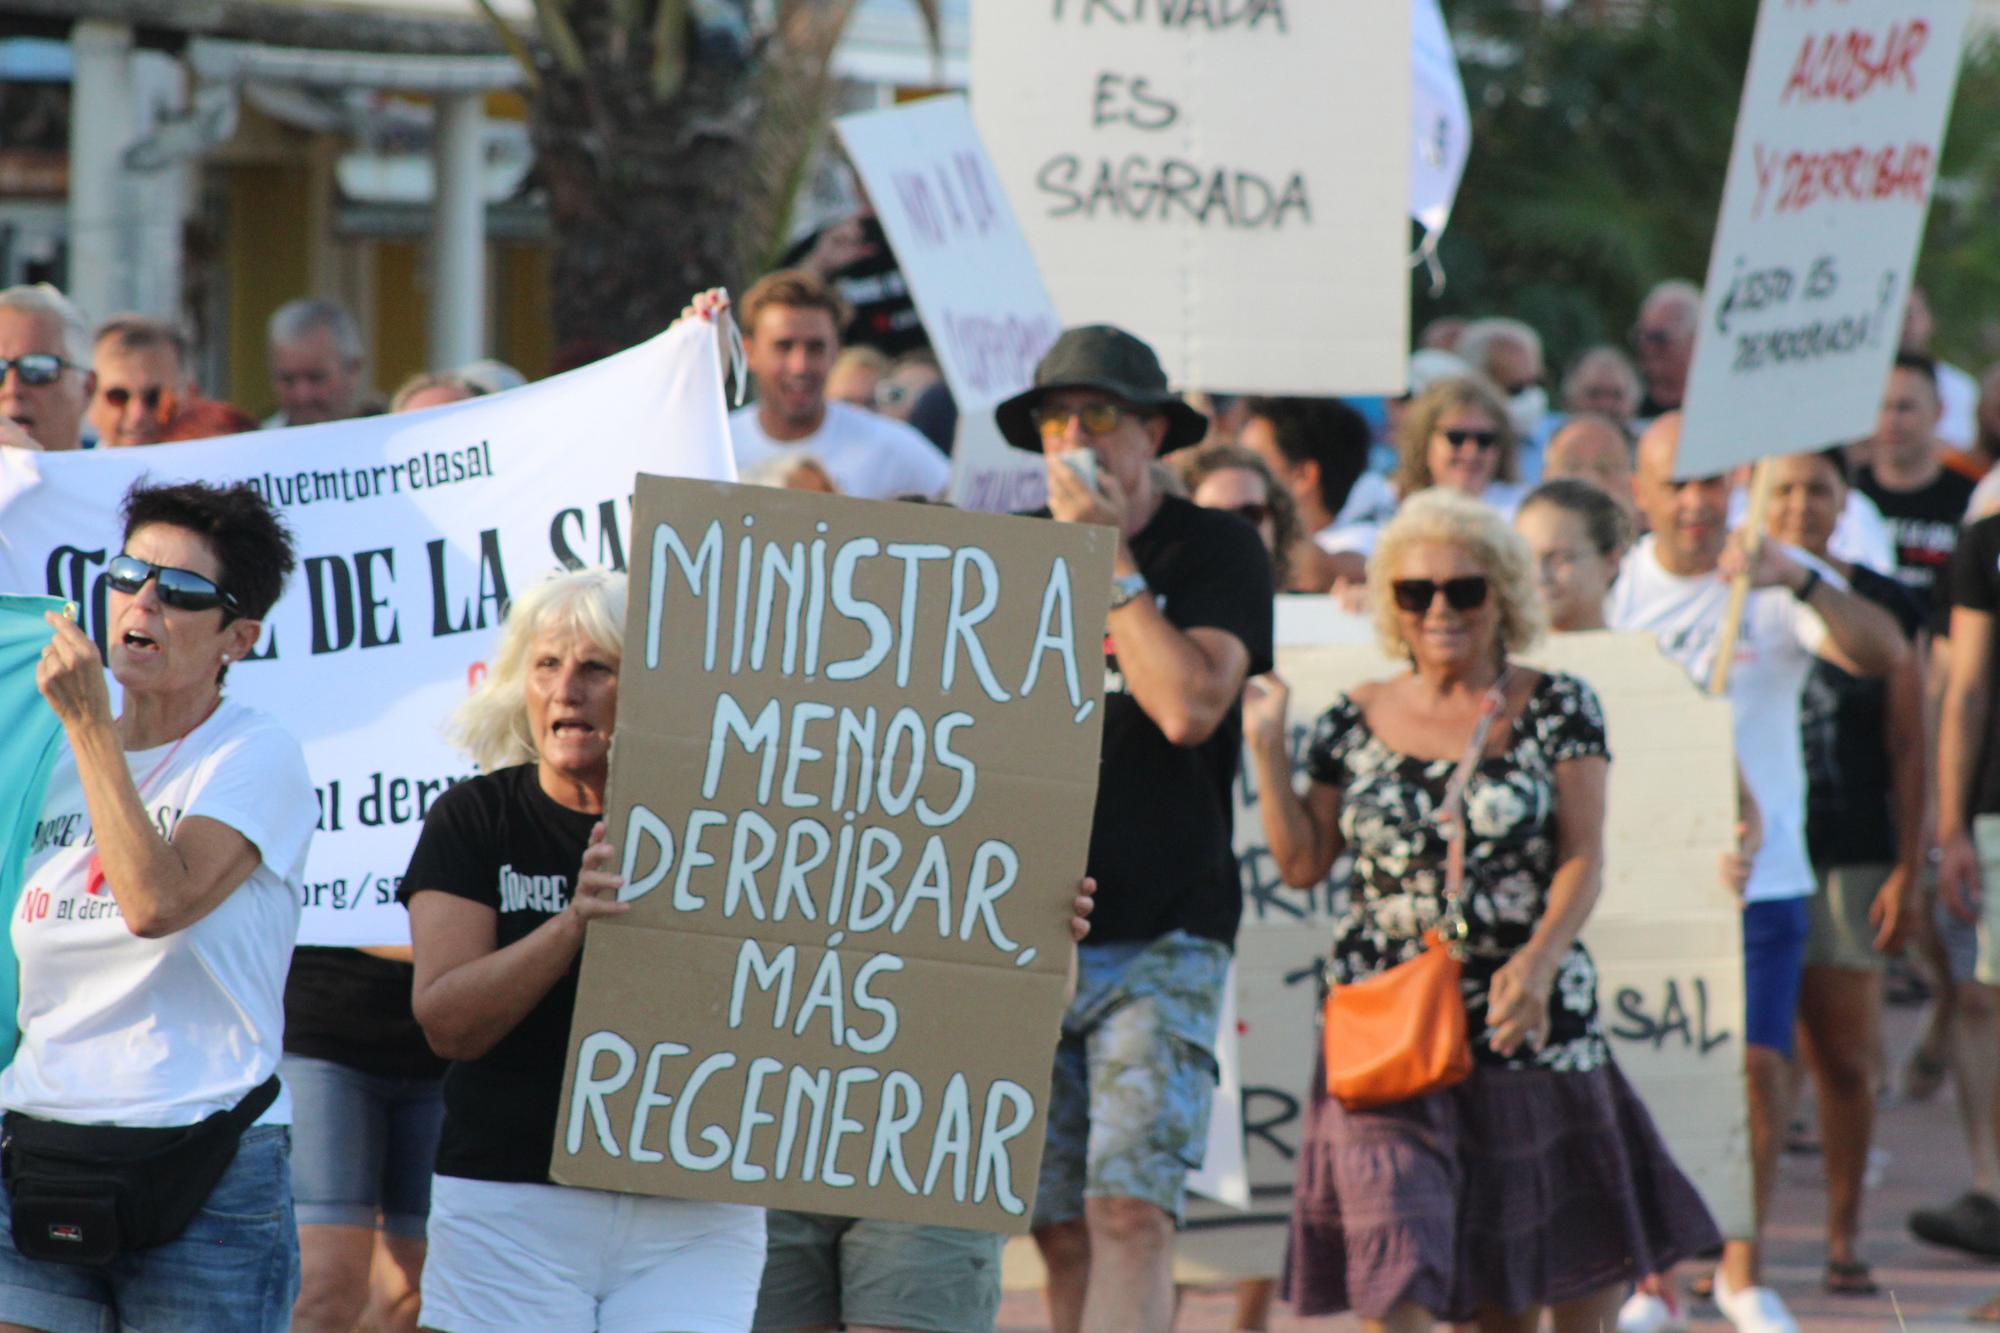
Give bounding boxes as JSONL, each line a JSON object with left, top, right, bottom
{"left": 1321, "top": 672, "right": 1511, "bottom": 1111}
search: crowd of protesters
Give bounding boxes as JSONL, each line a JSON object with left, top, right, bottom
{"left": 6, "top": 243, "right": 2000, "bottom": 1333}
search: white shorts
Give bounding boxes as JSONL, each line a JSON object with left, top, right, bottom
{"left": 421, "top": 1175, "right": 766, "bottom": 1333}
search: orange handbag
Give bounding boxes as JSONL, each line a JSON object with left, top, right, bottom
{"left": 1321, "top": 674, "right": 1509, "bottom": 1111}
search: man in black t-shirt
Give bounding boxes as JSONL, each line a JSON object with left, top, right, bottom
{"left": 994, "top": 326, "right": 1275, "bottom": 1331}
{"left": 1857, "top": 353, "right": 1976, "bottom": 635}
{"left": 1917, "top": 512, "right": 2000, "bottom": 1264}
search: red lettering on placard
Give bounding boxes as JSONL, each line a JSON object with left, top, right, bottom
{"left": 1781, "top": 20, "right": 1928, "bottom": 103}
{"left": 1750, "top": 140, "right": 1933, "bottom": 219}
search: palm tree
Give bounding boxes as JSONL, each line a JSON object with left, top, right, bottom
{"left": 473, "top": 0, "right": 938, "bottom": 357}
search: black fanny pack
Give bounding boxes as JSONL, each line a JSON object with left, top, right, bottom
{"left": 0, "top": 1074, "right": 280, "bottom": 1267}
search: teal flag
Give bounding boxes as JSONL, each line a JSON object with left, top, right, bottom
{"left": 0, "top": 595, "right": 67, "bottom": 1067}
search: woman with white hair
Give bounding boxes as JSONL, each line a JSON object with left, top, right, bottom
{"left": 1243, "top": 490, "right": 1717, "bottom": 1333}
{"left": 398, "top": 568, "right": 768, "bottom": 1331}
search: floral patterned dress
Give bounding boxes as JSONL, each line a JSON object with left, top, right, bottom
{"left": 1304, "top": 670, "right": 1610, "bottom": 1072}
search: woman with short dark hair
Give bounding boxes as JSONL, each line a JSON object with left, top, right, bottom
{"left": 1, "top": 479, "right": 314, "bottom": 1331}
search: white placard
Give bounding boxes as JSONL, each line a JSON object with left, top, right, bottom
{"left": 837, "top": 95, "right": 1058, "bottom": 515}
{"left": 0, "top": 322, "right": 736, "bottom": 945}
{"left": 970, "top": 1, "right": 1412, "bottom": 396}
{"left": 1676, "top": 0, "right": 1968, "bottom": 479}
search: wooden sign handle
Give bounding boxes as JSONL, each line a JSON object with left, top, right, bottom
{"left": 1708, "top": 457, "right": 1773, "bottom": 696}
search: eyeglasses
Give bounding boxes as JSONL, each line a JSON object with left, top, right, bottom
{"left": 0, "top": 353, "right": 72, "bottom": 387}
{"left": 1033, "top": 402, "right": 1128, "bottom": 439}
{"left": 1391, "top": 576, "right": 1489, "bottom": 613}
{"left": 106, "top": 554, "right": 241, "bottom": 616}
{"left": 101, "top": 384, "right": 174, "bottom": 416}
{"left": 1438, "top": 428, "right": 1499, "bottom": 450}
{"left": 1631, "top": 327, "right": 1675, "bottom": 350}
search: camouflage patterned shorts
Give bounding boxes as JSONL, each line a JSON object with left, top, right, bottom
{"left": 1032, "top": 930, "right": 1231, "bottom": 1229}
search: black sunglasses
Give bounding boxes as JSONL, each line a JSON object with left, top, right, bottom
{"left": 1439, "top": 428, "right": 1499, "bottom": 450}
{"left": 1391, "top": 576, "right": 1489, "bottom": 614}
{"left": 0, "top": 353, "right": 71, "bottom": 388}
{"left": 106, "top": 553, "right": 241, "bottom": 616}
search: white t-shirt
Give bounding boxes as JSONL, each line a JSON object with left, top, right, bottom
{"left": 2, "top": 700, "right": 316, "bottom": 1127}
{"left": 1606, "top": 536, "right": 1829, "bottom": 903}
{"left": 729, "top": 401, "right": 951, "bottom": 501}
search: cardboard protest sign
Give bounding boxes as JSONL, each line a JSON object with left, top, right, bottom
{"left": 0, "top": 322, "right": 735, "bottom": 945}
{"left": 551, "top": 477, "right": 1113, "bottom": 1232}
{"left": 1676, "top": 0, "right": 1968, "bottom": 479}
{"left": 1005, "top": 628, "right": 1750, "bottom": 1286}
{"left": 969, "top": 0, "right": 1411, "bottom": 396}
{"left": 836, "top": 96, "right": 1058, "bottom": 516}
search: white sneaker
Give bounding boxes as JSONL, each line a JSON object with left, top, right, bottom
{"left": 1713, "top": 1273, "right": 1799, "bottom": 1333}
{"left": 1616, "top": 1291, "right": 1681, "bottom": 1333}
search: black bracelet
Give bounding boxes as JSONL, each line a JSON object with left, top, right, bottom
{"left": 1794, "top": 568, "right": 1821, "bottom": 603}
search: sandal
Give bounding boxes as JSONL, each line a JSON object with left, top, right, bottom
{"left": 1824, "top": 1259, "right": 1877, "bottom": 1296}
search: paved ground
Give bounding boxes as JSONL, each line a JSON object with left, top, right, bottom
{"left": 998, "top": 1004, "right": 2000, "bottom": 1331}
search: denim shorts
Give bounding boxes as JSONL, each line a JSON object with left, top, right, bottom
{"left": 281, "top": 1053, "right": 443, "bottom": 1236}
{"left": 1743, "top": 897, "right": 1810, "bottom": 1056}
{"left": 1032, "top": 930, "right": 1231, "bottom": 1228}
{"left": 0, "top": 1123, "right": 299, "bottom": 1333}
{"left": 752, "top": 1210, "right": 1001, "bottom": 1333}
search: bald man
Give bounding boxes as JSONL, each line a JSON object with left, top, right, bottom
{"left": 1610, "top": 415, "right": 1904, "bottom": 1333}
{"left": 1544, "top": 414, "right": 1634, "bottom": 510}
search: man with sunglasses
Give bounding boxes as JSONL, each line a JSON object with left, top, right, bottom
{"left": 995, "top": 326, "right": 1274, "bottom": 1333}
{"left": 88, "top": 316, "right": 192, "bottom": 449}
{"left": 0, "top": 284, "right": 93, "bottom": 453}
{"left": 1609, "top": 413, "right": 1905, "bottom": 1333}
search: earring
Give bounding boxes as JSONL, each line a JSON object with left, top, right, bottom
{"left": 220, "top": 654, "right": 231, "bottom": 664}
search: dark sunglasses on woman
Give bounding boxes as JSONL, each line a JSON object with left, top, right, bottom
{"left": 1439, "top": 428, "right": 1499, "bottom": 451}
{"left": 1391, "top": 576, "right": 1489, "bottom": 613}
{"left": 106, "top": 554, "right": 242, "bottom": 616}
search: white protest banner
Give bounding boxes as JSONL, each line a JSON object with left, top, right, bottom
{"left": 837, "top": 95, "right": 1058, "bottom": 516}
{"left": 0, "top": 322, "right": 736, "bottom": 946}
{"left": 550, "top": 476, "right": 1113, "bottom": 1231}
{"left": 1675, "top": 0, "right": 1968, "bottom": 479}
{"left": 1005, "top": 629, "right": 1751, "bottom": 1287}
{"left": 970, "top": 1, "right": 1411, "bottom": 396}
{"left": 1411, "top": 0, "right": 1471, "bottom": 243}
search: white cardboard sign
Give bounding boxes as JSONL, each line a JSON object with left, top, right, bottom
{"left": 969, "top": 0, "right": 1412, "bottom": 396}
{"left": 1676, "top": 0, "right": 1968, "bottom": 479}
{"left": 837, "top": 96, "right": 1058, "bottom": 516}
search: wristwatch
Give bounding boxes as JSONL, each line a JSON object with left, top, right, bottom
{"left": 1793, "top": 568, "right": 1822, "bottom": 603}
{"left": 1108, "top": 571, "right": 1149, "bottom": 611}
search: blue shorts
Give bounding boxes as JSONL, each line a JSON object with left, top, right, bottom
{"left": 1033, "top": 931, "right": 1230, "bottom": 1229}
{"left": 1743, "top": 897, "right": 1810, "bottom": 1057}
{"left": 282, "top": 1053, "right": 443, "bottom": 1236}
{"left": 0, "top": 1123, "right": 299, "bottom": 1333}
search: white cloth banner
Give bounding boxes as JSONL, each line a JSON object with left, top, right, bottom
{"left": 1410, "top": 0, "right": 1471, "bottom": 241}
{"left": 0, "top": 322, "right": 736, "bottom": 946}
{"left": 837, "top": 95, "right": 1058, "bottom": 516}
{"left": 1676, "top": 0, "right": 1968, "bottom": 478}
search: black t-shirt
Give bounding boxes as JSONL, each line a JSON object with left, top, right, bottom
{"left": 781, "top": 218, "right": 927, "bottom": 356}
{"left": 1085, "top": 497, "right": 1275, "bottom": 947}
{"left": 1949, "top": 515, "right": 2000, "bottom": 817}
{"left": 1800, "top": 564, "right": 1921, "bottom": 868}
{"left": 284, "top": 947, "right": 447, "bottom": 1081}
{"left": 1857, "top": 464, "right": 1975, "bottom": 634}
{"left": 395, "top": 764, "right": 596, "bottom": 1183}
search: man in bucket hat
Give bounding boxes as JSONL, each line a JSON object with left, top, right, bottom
{"left": 1004, "top": 326, "right": 1273, "bottom": 1333}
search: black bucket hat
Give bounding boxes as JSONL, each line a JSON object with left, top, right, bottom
{"left": 995, "top": 325, "right": 1209, "bottom": 454}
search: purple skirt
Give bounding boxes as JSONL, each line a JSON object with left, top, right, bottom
{"left": 1282, "top": 1055, "right": 1721, "bottom": 1321}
